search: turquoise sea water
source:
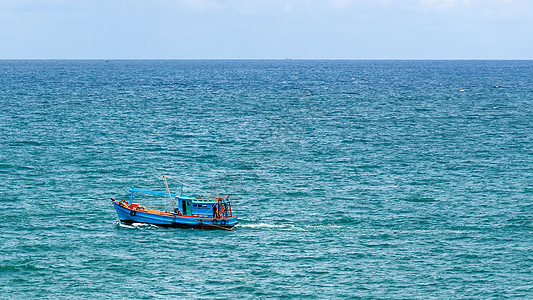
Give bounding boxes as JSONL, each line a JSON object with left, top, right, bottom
{"left": 1, "top": 60, "right": 532, "bottom": 299}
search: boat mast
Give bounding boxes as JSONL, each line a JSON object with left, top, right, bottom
{"left": 162, "top": 175, "right": 176, "bottom": 212}
{"left": 180, "top": 175, "right": 184, "bottom": 196}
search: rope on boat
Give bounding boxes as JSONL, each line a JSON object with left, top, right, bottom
{"left": 128, "top": 177, "right": 172, "bottom": 211}
{"left": 164, "top": 175, "right": 214, "bottom": 197}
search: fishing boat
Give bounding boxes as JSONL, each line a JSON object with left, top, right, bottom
{"left": 111, "top": 175, "right": 238, "bottom": 230}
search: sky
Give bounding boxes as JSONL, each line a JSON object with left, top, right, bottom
{"left": 0, "top": 0, "right": 532, "bottom": 59}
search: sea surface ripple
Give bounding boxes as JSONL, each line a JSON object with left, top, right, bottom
{"left": 0, "top": 60, "right": 532, "bottom": 299}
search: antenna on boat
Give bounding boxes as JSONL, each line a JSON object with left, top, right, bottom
{"left": 162, "top": 175, "right": 176, "bottom": 212}
{"left": 166, "top": 175, "right": 211, "bottom": 196}
{"left": 180, "top": 175, "right": 184, "bottom": 196}
{"left": 210, "top": 185, "right": 220, "bottom": 198}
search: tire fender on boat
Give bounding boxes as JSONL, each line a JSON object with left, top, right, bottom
{"left": 221, "top": 220, "right": 226, "bottom": 225}
{"left": 130, "top": 210, "right": 136, "bottom": 217}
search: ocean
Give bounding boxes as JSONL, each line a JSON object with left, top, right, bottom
{"left": 0, "top": 60, "right": 532, "bottom": 299}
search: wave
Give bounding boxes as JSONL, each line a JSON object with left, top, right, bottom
{"left": 239, "top": 222, "right": 307, "bottom": 231}
{"left": 115, "top": 222, "right": 160, "bottom": 229}
{"left": 238, "top": 221, "right": 349, "bottom": 232}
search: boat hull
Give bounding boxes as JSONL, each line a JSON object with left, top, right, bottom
{"left": 112, "top": 200, "right": 238, "bottom": 230}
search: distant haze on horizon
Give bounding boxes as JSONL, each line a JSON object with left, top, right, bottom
{"left": 0, "top": 0, "right": 532, "bottom": 60}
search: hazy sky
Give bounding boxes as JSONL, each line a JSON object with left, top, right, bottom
{"left": 1, "top": 0, "right": 532, "bottom": 59}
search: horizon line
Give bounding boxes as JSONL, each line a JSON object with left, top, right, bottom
{"left": 1, "top": 58, "right": 533, "bottom": 61}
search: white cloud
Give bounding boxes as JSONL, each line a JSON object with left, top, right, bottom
{"left": 414, "top": 0, "right": 528, "bottom": 13}
{"left": 417, "top": 0, "right": 471, "bottom": 10}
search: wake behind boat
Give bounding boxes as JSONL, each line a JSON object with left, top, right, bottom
{"left": 111, "top": 175, "right": 238, "bottom": 230}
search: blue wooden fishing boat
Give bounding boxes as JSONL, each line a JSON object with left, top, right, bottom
{"left": 111, "top": 175, "right": 238, "bottom": 230}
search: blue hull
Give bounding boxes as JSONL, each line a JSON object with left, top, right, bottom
{"left": 112, "top": 201, "right": 238, "bottom": 230}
